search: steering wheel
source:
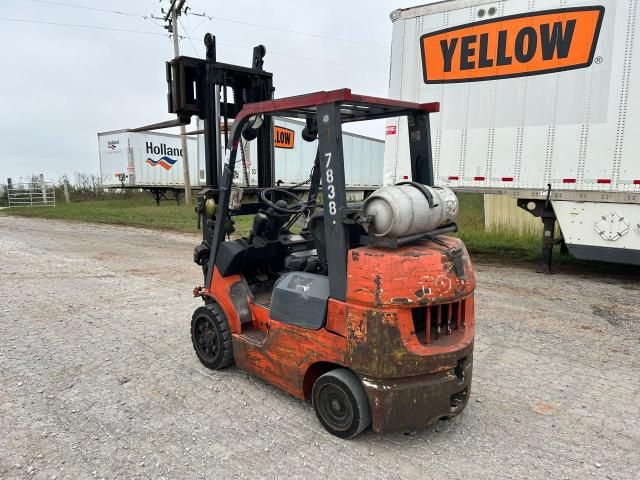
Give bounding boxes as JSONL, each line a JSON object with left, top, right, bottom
{"left": 260, "top": 187, "right": 306, "bottom": 214}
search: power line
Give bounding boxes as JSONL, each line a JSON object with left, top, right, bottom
{"left": 178, "top": 17, "right": 202, "bottom": 57}
{"left": 214, "top": 40, "right": 387, "bottom": 73}
{"left": 206, "top": 14, "right": 390, "bottom": 50}
{"left": 29, "top": 0, "right": 389, "bottom": 50}
{"left": 29, "top": 0, "right": 150, "bottom": 20}
{"left": 181, "top": 9, "right": 208, "bottom": 33}
{"left": 0, "top": 16, "right": 168, "bottom": 37}
{"left": 178, "top": 17, "right": 384, "bottom": 73}
{"left": 0, "top": 16, "right": 387, "bottom": 74}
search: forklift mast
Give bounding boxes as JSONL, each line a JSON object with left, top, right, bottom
{"left": 165, "top": 33, "right": 275, "bottom": 241}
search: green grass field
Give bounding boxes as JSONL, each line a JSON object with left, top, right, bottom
{"left": 2, "top": 197, "right": 203, "bottom": 233}
{"left": 2, "top": 192, "right": 543, "bottom": 260}
{"left": 455, "top": 193, "right": 540, "bottom": 260}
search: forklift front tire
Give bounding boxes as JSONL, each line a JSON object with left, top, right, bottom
{"left": 191, "top": 304, "right": 234, "bottom": 370}
{"left": 312, "top": 369, "right": 372, "bottom": 439}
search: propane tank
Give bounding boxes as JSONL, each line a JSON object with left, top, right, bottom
{"left": 362, "top": 183, "right": 459, "bottom": 238}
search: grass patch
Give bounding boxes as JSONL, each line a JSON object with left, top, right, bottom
{"left": 454, "top": 193, "right": 540, "bottom": 260}
{"left": 2, "top": 197, "right": 252, "bottom": 236}
{"left": 3, "top": 197, "right": 200, "bottom": 233}
{"left": 3, "top": 192, "right": 543, "bottom": 260}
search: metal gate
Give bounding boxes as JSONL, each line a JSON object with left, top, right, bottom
{"left": 7, "top": 182, "right": 56, "bottom": 207}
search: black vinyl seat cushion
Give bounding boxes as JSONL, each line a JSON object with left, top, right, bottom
{"left": 307, "top": 207, "right": 367, "bottom": 268}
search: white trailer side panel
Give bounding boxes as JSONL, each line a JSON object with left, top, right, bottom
{"left": 384, "top": 0, "right": 639, "bottom": 196}
{"left": 97, "top": 132, "right": 128, "bottom": 186}
{"left": 385, "top": 0, "right": 640, "bottom": 265}
{"left": 618, "top": 6, "right": 640, "bottom": 192}
{"left": 98, "top": 131, "right": 199, "bottom": 188}
{"left": 245, "top": 118, "right": 384, "bottom": 187}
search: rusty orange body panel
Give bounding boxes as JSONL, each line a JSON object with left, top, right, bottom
{"left": 325, "top": 299, "right": 348, "bottom": 337}
{"left": 347, "top": 238, "right": 475, "bottom": 308}
{"left": 204, "top": 236, "right": 475, "bottom": 432}
{"left": 208, "top": 268, "right": 243, "bottom": 333}
{"left": 233, "top": 320, "right": 348, "bottom": 399}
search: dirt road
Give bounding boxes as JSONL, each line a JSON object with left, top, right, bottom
{"left": 1, "top": 216, "right": 639, "bottom": 479}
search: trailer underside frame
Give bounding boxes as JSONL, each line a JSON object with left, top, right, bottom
{"left": 105, "top": 186, "right": 194, "bottom": 206}
{"left": 449, "top": 187, "right": 640, "bottom": 205}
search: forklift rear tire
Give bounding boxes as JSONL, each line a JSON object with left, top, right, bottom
{"left": 191, "top": 303, "right": 234, "bottom": 370}
{"left": 312, "top": 369, "right": 371, "bottom": 439}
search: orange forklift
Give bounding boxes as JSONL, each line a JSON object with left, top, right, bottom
{"left": 161, "top": 35, "right": 475, "bottom": 438}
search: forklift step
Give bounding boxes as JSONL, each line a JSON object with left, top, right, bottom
{"left": 237, "top": 328, "right": 267, "bottom": 345}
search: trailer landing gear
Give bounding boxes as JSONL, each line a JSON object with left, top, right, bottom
{"left": 148, "top": 187, "right": 184, "bottom": 206}
{"left": 517, "top": 195, "right": 564, "bottom": 274}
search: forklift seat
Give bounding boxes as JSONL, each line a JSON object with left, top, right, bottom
{"left": 308, "top": 212, "right": 328, "bottom": 266}
{"left": 307, "top": 205, "right": 366, "bottom": 270}
{"left": 284, "top": 249, "right": 319, "bottom": 271}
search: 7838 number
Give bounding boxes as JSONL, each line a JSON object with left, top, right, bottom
{"left": 324, "top": 152, "right": 337, "bottom": 216}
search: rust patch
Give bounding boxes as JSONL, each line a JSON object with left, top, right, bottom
{"left": 349, "top": 308, "right": 472, "bottom": 378}
{"left": 362, "top": 355, "right": 473, "bottom": 433}
{"left": 383, "top": 311, "right": 399, "bottom": 325}
{"left": 373, "top": 275, "right": 382, "bottom": 308}
{"left": 352, "top": 315, "right": 367, "bottom": 343}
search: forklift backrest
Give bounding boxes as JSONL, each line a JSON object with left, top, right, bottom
{"left": 308, "top": 212, "right": 327, "bottom": 266}
{"left": 308, "top": 205, "right": 366, "bottom": 269}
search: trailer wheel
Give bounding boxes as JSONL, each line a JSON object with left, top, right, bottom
{"left": 312, "top": 369, "right": 371, "bottom": 439}
{"left": 191, "top": 303, "right": 233, "bottom": 370}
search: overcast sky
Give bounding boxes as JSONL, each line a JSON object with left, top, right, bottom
{"left": 0, "top": 0, "right": 434, "bottom": 182}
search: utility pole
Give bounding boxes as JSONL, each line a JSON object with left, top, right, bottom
{"left": 164, "top": 0, "right": 192, "bottom": 205}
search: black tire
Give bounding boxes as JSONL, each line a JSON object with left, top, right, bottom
{"left": 190, "top": 303, "right": 233, "bottom": 370}
{"left": 312, "top": 368, "right": 372, "bottom": 439}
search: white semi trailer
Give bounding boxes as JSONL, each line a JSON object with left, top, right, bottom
{"left": 245, "top": 118, "right": 384, "bottom": 190}
{"left": 98, "top": 130, "right": 199, "bottom": 188}
{"left": 384, "top": 0, "right": 640, "bottom": 270}
{"left": 99, "top": 118, "right": 384, "bottom": 204}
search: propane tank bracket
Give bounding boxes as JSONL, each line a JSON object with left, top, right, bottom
{"left": 396, "top": 181, "right": 439, "bottom": 209}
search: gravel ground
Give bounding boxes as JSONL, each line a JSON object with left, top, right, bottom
{"left": 1, "top": 215, "right": 639, "bottom": 480}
